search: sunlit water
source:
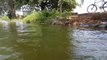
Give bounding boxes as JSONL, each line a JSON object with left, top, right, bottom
{"left": 0, "top": 21, "right": 107, "bottom": 60}
{"left": 71, "top": 29, "right": 107, "bottom": 60}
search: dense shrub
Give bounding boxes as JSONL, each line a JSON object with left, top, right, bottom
{"left": 23, "top": 10, "right": 60, "bottom": 23}
{"left": 23, "top": 12, "right": 39, "bottom": 23}
{"left": 61, "top": 11, "right": 72, "bottom": 19}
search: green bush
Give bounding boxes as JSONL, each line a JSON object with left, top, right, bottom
{"left": 23, "top": 10, "right": 60, "bottom": 23}
{"left": 48, "top": 10, "right": 60, "bottom": 19}
{"left": 23, "top": 11, "right": 46, "bottom": 23}
{"left": 61, "top": 11, "right": 72, "bottom": 19}
{"left": 23, "top": 12, "right": 38, "bottom": 23}
{"left": 1, "top": 16, "right": 10, "bottom": 20}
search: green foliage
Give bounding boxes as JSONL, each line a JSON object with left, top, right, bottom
{"left": 23, "top": 12, "right": 39, "bottom": 23}
{"left": 1, "top": 16, "right": 10, "bottom": 20}
{"left": 48, "top": 10, "right": 60, "bottom": 19}
{"left": 23, "top": 10, "right": 60, "bottom": 23}
{"left": 62, "top": 0, "right": 77, "bottom": 11}
{"left": 15, "top": 0, "right": 77, "bottom": 11}
{"left": 61, "top": 11, "right": 72, "bottom": 19}
{"left": 58, "top": 0, "right": 77, "bottom": 12}
{"left": 1, "top": 0, "right": 77, "bottom": 19}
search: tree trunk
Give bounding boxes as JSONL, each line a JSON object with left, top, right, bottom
{"left": 8, "top": 0, "right": 16, "bottom": 18}
{"left": 59, "top": 0, "right": 63, "bottom": 13}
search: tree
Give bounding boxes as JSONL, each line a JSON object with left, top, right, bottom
{"left": 58, "top": 0, "right": 63, "bottom": 13}
{"left": 0, "top": 0, "right": 37, "bottom": 18}
{"left": 63, "top": 0, "right": 77, "bottom": 11}
{"left": 7, "top": 0, "right": 16, "bottom": 18}
{"left": 58, "top": 0, "right": 77, "bottom": 13}
{"left": 1, "top": 0, "right": 77, "bottom": 18}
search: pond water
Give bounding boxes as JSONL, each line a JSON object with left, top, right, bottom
{"left": 0, "top": 22, "right": 107, "bottom": 60}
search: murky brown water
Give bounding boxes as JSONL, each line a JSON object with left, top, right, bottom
{"left": 0, "top": 21, "right": 107, "bottom": 60}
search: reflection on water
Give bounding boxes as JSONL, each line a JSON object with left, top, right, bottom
{"left": 0, "top": 21, "right": 107, "bottom": 60}
{"left": 71, "top": 29, "right": 107, "bottom": 60}
{"left": 0, "top": 22, "right": 73, "bottom": 60}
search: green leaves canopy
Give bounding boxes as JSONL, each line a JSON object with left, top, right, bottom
{"left": 18, "top": 0, "right": 77, "bottom": 11}
{"left": 0, "top": 0, "right": 77, "bottom": 18}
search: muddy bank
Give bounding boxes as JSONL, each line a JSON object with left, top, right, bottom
{"left": 68, "top": 12, "right": 107, "bottom": 28}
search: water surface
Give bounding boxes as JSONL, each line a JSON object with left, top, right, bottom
{"left": 0, "top": 22, "right": 107, "bottom": 60}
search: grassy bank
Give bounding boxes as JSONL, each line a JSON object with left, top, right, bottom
{"left": 0, "top": 10, "right": 72, "bottom": 26}
{"left": 22, "top": 10, "right": 72, "bottom": 24}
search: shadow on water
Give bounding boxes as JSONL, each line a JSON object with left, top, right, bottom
{"left": 0, "top": 21, "right": 107, "bottom": 60}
